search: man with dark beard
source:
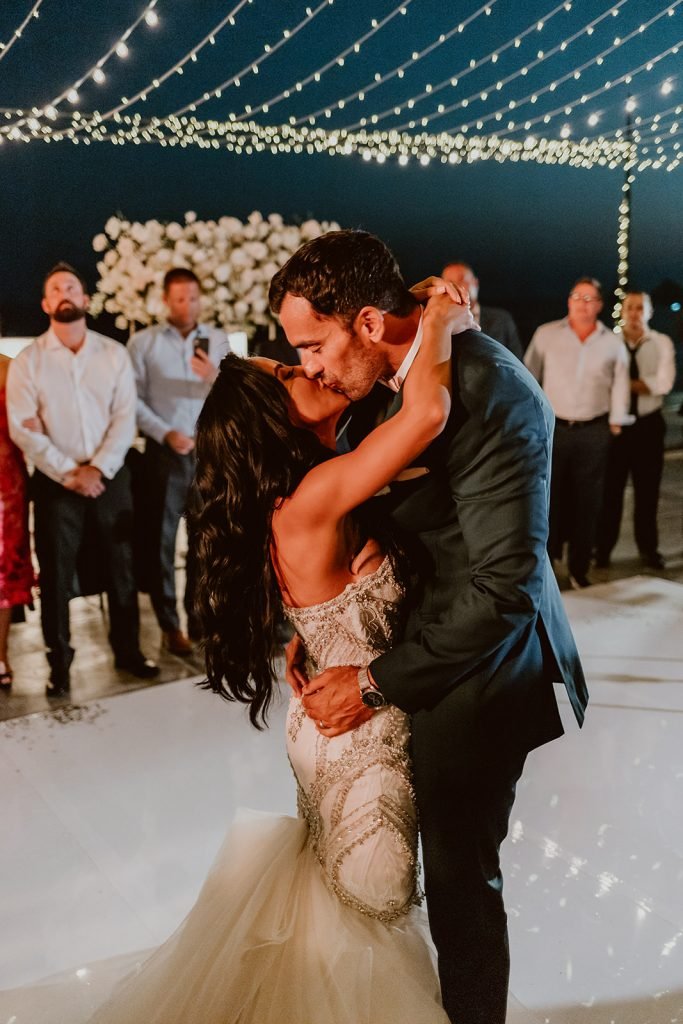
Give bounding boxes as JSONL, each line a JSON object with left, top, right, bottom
{"left": 7, "top": 263, "right": 158, "bottom": 696}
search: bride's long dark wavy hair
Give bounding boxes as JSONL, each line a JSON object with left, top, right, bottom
{"left": 192, "top": 355, "right": 413, "bottom": 729}
{"left": 192, "top": 354, "right": 331, "bottom": 728}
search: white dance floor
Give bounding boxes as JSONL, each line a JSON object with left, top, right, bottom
{"left": 2, "top": 575, "right": 682, "bottom": 1022}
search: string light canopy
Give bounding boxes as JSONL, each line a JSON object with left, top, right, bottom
{"left": 0, "top": 0, "right": 678, "bottom": 174}
{"left": 2, "top": 0, "right": 678, "bottom": 322}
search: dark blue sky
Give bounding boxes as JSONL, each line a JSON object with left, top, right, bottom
{"left": 1, "top": 0, "right": 681, "bottom": 340}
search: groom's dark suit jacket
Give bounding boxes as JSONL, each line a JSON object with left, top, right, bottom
{"left": 351, "top": 330, "right": 587, "bottom": 760}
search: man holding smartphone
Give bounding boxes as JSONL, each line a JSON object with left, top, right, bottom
{"left": 128, "top": 268, "right": 231, "bottom": 655}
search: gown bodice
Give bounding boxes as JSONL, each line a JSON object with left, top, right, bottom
{"left": 283, "top": 557, "right": 420, "bottom": 922}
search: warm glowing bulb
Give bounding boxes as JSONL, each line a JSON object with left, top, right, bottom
{"left": 93, "top": 68, "right": 106, "bottom": 84}
{"left": 560, "top": 124, "right": 571, "bottom": 138}
{"left": 67, "top": 89, "right": 79, "bottom": 104}
{"left": 116, "top": 41, "right": 129, "bottom": 58}
{"left": 145, "top": 10, "right": 159, "bottom": 26}
{"left": 625, "top": 97, "right": 636, "bottom": 112}
{"left": 588, "top": 113, "right": 600, "bottom": 127}
{"left": 661, "top": 79, "right": 673, "bottom": 96}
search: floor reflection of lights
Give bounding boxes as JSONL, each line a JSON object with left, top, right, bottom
{"left": 1, "top": 577, "right": 682, "bottom": 1022}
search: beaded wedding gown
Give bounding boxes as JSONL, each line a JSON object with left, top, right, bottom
{"left": 0, "top": 556, "right": 448, "bottom": 1023}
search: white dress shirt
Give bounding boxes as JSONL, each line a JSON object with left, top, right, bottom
{"left": 622, "top": 328, "right": 676, "bottom": 417}
{"left": 524, "top": 318, "right": 630, "bottom": 425}
{"left": 6, "top": 328, "right": 136, "bottom": 483}
{"left": 381, "top": 311, "right": 424, "bottom": 393}
{"left": 127, "top": 323, "right": 231, "bottom": 444}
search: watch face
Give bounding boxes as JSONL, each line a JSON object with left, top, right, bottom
{"left": 361, "top": 689, "right": 386, "bottom": 709}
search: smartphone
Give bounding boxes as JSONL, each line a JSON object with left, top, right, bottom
{"left": 194, "top": 333, "right": 209, "bottom": 356}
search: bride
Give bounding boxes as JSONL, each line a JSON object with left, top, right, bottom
{"left": 0, "top": 284, "right": 470, "bottom": 1023}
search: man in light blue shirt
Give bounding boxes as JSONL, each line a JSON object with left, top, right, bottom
{"left": 128, "top": 268, "right": 231, "bottom": 655}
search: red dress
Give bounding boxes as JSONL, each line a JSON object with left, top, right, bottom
{"left": 0, "top": 385, "right": 34, "bottom": 608}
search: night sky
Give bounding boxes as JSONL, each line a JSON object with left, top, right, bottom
{"left": 1, "top": 0, "right": 681, "bottom": 344}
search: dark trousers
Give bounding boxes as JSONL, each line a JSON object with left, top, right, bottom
{"left": 412, "top": 711, "right": 528, "bottom": 1023}
{"left": 549, "top": 417, "right": 611, "bottom": 579}
{"left": 596, "top": 410, "right": 666, "bottom": 560}
{"left": 143, "top": 439, "right": 199, "bottom": 634}
{"left": 32, "top": 468, "right": 140, "bottom": 676}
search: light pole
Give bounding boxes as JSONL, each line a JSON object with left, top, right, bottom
{"left": 613, "top": 94, "right": 637, "bottom": 330}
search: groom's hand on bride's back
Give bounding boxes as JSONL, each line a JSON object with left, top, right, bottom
{"left": 301, "top": 666, "right": 374, "bottom": 737}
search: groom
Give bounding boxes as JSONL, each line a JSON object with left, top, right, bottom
{"left": 269, "top": 231, "right": 587, "bottom": 1023}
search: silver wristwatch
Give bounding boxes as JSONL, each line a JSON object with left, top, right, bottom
{"left": 358, "top": 666, "right": 387, "bottom": 709}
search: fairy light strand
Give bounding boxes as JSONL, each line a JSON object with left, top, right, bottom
{"left": 380, "top": 0, "right": 629, "bottom": 134}
{"left": 342, "top": 0, "right": 580, "bottom": 132}
{"left": 0, "top": 1, "right": 160, "bottom": 135}
{"left": 488, "top": 37, "right": 682, "bottom": 138}
{"left": 435, "top": 1, "right": 681, "bottom": 136}
{"left": 228, "top": 0, "right": 417, "bottom": 123}
{"left": 97, "top": 0, "right": 253, "bottom": 121}
{"left": 292, "top": 0, "right": 499, "bottom": 128}
{"left": 0, "top": 0, "right": 44, "bottom": 65}
{"left": 169, "top": 0, "right": 334, "bottom": 118}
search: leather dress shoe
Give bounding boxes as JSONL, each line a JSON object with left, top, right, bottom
{"left": 162, "top": 629, "right": 193, "bottom": 657}
{"left": 641, "top": 550, "right": 665, "bottom": 570}
{"left": 115, "top": 654, "right": 160, "bottom": 679}
{"left": 46, "top": 673, "right": 70, "bottom": 697}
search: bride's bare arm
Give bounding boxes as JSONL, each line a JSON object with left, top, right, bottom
{"left": 279, "top": 293, "right": 465, "bottom": 528}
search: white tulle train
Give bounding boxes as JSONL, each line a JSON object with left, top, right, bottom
{"left": 0, "top": 811, "right": 448, "bottom": 1024}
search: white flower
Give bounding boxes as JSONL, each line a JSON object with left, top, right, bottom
{"left": 185, "top": 210, "right": 197, "bottom": 224}
{"left": 145, "top": 294, "right": 165, "bottom": 318}
{"left": 129, "top": 222, "right": 149, "bottom": 244}
{"left": 117, "top": 237, "right": 134, "bottom": 258}
{"left": 261, "top": 261, "right": 280, "bottom": 279}
{"left": 244, "top": 240, "right": 268, "bottom": 261}
{"left": 104, "top": 216, "right": 122, "bottom": 239}
{"left": 268, "top": 212, "right": 284, "bottom": 228}
{"left": 93, "top": 233, "right": 108, "bottom": 252}
{"left": 166, "top": 222, "right": 183, "bottom": 240}
{"left": 229, "top": 249, "right": 251, "bottom": 270}
{"left": 281, "top": 227, "right": 301, "bottom": 249}
{"left": 218, "top": 216, "right": 242, "bottom": 235}
{"left": 115, "top": 315, "right": 128, "bottom": 330}
{"left": 247, "top": 210, "right": 263, "bottom": 225}
{"left": 300, "top": 218, "right": 322, "bottom": 240}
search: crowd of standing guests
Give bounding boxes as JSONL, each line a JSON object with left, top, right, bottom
{"left": 1, "top": 263, "right": 229, "bottom": 697}
{"left": 0, "top": 260, "right": 676, "bottom": 695}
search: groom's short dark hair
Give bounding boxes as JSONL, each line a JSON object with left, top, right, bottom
{"left": 269, "top": 230, "right": 418, "bottom": 329}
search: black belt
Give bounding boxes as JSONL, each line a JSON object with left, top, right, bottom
{"left": 555, "top": 413, "right": 608, "bottom": 429}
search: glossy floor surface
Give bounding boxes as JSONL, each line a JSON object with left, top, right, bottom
{"left": 1, "top": 572, "right": 682, "bottom": 1022}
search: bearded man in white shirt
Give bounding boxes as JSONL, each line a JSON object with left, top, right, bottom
{"left": 595, "top": 290, "right": 676, "bottom": 570}
{"left": 524, "top": 277, "right": 630, "bottom": 588}
{"left": 6, "top": 263, "right": 159, "bottom": 696}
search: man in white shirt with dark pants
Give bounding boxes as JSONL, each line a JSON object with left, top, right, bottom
{"left": 596, "top": 290, "right": 676, "bottom": 570}
{"left": 524, "top": 277, "right": 630, "bottom": 588}
{"left": 7, "top": 263, "right": 159, "bottom": 695}
{"left": 128, "top": 268, "right": 230, "bottom": 656}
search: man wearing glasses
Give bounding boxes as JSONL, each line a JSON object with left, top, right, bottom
{"left": 524, "top": 278, "right": 630, "bottom": 588}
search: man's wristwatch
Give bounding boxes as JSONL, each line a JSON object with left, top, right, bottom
{"left": 358, "top": 666, "right": 387, "bottom": 709}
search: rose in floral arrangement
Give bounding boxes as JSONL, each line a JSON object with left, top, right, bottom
{"left": 90, "top": 211, "right": 341, "bottom": 334}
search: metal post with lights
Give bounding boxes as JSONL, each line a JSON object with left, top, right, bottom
{"left": 613, "top": 93, "right": 636, "bottom": 330}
